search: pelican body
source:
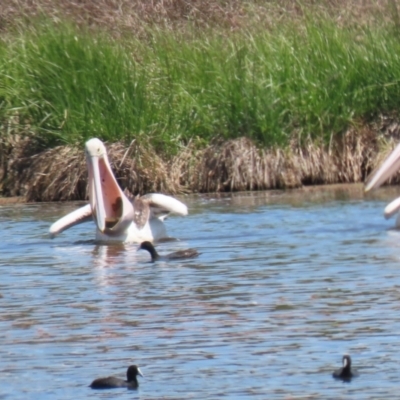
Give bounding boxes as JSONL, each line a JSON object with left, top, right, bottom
{"left": 365, "top": 142, "right": 400, "bottom": 227}
{"left": 383, "top": 196, "right": 400, "bottom": 228}
{"left": 49, "top": 138, "right": 188, "bottom": 243}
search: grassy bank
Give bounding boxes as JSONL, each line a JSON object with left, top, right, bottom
{"left": 2, "top": 1, "right": 400, "bottom": 199}
{"left": 2, "top": 2, "right": 400, "bottom": 154}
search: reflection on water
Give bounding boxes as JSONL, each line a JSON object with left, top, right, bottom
{"left": 1, "top": 185, "right": 400, "bottom": 399}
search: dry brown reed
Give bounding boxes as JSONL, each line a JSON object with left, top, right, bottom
{"left": 0, "top": 0, "right": 393, "bottom": 36}
{"left": 5, "top": 114, "right": 400, "bottom": 202}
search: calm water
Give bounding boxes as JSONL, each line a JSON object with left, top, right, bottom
{"left": 2, "top": 185, "right": 400, "bottom": 399}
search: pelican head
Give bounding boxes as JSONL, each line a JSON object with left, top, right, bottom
{"left": 85, "top": 138, "right": 134, "bottom": 236}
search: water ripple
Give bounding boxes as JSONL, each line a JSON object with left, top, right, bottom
{"left": 1, "top": 187, "right": 400, "bottom": 399}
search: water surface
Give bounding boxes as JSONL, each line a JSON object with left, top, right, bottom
{"left": 1, "top": 185, "right": 400, "bottom": 399}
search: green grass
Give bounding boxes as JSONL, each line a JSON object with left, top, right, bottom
{"left": 2, "top": 16, "right": 400, "bottom": 153}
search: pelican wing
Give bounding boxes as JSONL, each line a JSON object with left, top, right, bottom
{"left": 49, "top": 204, "right": 92, "bottom": 238}
{"left": 141, "top": 193, "right": 188, "bottom": 217}
{"left": 384, "top": 196, "right": 400, "bottom": 219}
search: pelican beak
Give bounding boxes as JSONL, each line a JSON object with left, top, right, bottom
{"left": 365, "top": 143, "right": 400, "bottom": 192}
{"left": 90, "top": 155, "right": 107, "bottom": 232}
{"left": 85, "top": 138, "right": 132, "bottom": 234}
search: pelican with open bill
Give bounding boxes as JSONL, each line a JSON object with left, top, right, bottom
{"left": 49, "top": 138, "right": 188, "bottom": 243}
{"left": 365, "top": 142, "right": 400, "bottom": 227}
